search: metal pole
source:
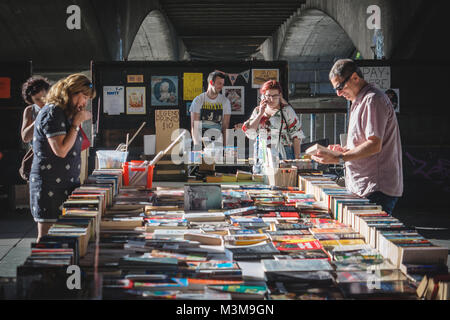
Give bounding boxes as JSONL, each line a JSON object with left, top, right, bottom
{"left": 334, "top": 113, "right": 337, "bottom": 145}
{"left": 310, "top": 113, "right": 316, "bottom": 142}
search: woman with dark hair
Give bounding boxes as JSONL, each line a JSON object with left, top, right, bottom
{"left": 30, "top": 73, "right": 95, "bottom": 242}
{"left": 242, "top": 80, "right": 304, "bottom": 173}
{"left": 21, "top": 76, "right": 51, "bottom": 144}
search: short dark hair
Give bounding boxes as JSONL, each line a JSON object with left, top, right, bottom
{"left": 207, "top": 71, "right": 226, "bottom": 83}
{"left": 22, "top": 76, "right": 51, "bottom": 105}
{"left": 329, "top": 59, "right": 364, "bottom": 81}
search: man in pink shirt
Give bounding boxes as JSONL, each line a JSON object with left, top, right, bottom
{"left": 312, "top": 59, "right": 403, "bottom": 215}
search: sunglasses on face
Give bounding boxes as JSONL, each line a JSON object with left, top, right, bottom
{"left": 333, "top": 73, "right": 352, "bottom": 92}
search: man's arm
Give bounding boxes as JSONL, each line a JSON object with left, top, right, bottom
{"left": 191, "top": 112, "right": 202, "bottom": 148}
{"left": 312, "top": 136, "right": 382, "bottom": 164}
{"left": 222, "top": 114, "right": 230, "bottom": 146}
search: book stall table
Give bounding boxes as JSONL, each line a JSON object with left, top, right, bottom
{"left": 15, "top": 170, "right": 448, "bottom": 300}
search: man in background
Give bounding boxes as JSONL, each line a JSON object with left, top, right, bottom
{"left": 190, "top": 71, "right": 231, "bottom": 150}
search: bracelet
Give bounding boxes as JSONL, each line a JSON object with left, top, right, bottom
{"left": 71, "top": 125, "right": 80, "bottom": 132}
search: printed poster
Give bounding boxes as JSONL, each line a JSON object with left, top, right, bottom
{"left": 155, "top": 109, "right": 180, "bottom": 153}
{"left": 183, "top": 73, "right": 203, "bottom": 100}
{"left": 151, "top": 76, "right": 178, "bottom": 106}
{"left": 103, "top": 86, "right": 124, "bottom": 115}
{"left": 222, "top": 86, "right": 245, "bottom": 115}
{"left": 252, "top": 69, "right": 279, "bottom": 88}
{"left": 127, "top": 74, "right": 144, "bottom": 83}
{"left": 360, "top": 66, "right": 391, "bottom": 90}
{"left": 126, "top": 87, "right": 146, "bottom": 115}
{"left": 0, "top": 77, "right": 11, "bottom": 99}
{"left": 385, "top": 88, "right": 400, "bottom": 113}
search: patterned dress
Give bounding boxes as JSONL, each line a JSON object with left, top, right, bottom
{"left": 242, "top": 104, "right": 305, "bottom": 173}
{"left": 29, "top": 104, "right": 82, "bottom": 223}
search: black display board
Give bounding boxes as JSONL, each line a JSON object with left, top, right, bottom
{"left": 91, "top": 61, "right": 288, "bottom": 150}
{"left": 0, "top": 61, "right": 32, "bottom": 186}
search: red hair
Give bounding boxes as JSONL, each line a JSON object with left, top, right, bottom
{"left": 260, "top": 80, "right": 282, "bottom": 95}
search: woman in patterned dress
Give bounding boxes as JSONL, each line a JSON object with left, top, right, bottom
{"left": 242, "top": 80, "right": 305, "bottom": 173}
{"left": 29, "top": 74, "right": 95, "bottom": 242}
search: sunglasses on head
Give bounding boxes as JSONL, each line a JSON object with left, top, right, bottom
{"left": 333, "top": 73, "right": 353, "bottom": 91}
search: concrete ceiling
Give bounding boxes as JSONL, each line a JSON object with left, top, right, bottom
{"left": 279, "top": 9, "right": 355, "bottom": 61}
{"left": 0, "top": 0, "right": 359, "bottom": 69}
{"left": 127, "top": 11, "right": 175, "bottom": 61}
{"left": 159, "top": 0, "right": 306, "bottom": 60}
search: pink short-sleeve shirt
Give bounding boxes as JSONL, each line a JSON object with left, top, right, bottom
{"left": 345, "top": 84, "right": 403, "bottom": 197}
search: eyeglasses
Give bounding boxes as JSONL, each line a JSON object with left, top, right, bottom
{"left": 333, "top": 73, "right": 352, "bottom": 92}
{"left": 263, "top": 94, "right": 280, "bottom": 99}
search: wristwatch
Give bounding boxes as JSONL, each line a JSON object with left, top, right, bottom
{"left": 338, "top": 154, "right": 345, "bottom": 165}
{"left": 72, "top": 125, "right": 80, "bottom": 132}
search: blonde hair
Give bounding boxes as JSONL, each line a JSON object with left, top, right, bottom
{"left": 46, "top": 73, "right": 96, "bottom": 114}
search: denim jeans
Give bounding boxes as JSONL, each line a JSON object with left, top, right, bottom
{"left": 366, "top": 191, "right": 399, "bottom": 215}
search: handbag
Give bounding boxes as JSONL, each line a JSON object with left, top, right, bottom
{"left": 19, "top": 148, "right": 34, "bottom": 181}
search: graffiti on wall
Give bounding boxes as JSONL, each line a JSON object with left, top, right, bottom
{"left": 404, "top": 151, "right": 450, "bottom": 193}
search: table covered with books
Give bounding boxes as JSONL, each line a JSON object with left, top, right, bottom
{"left": 16, "top": 166, "right": 449, "bottom": 300}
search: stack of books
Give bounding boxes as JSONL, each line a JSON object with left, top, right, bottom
{"left": 16, "top": 171, "right": 448, "bottom": 300}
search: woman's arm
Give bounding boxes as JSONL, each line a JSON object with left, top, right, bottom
{"left": 47, "top": 110, "right": 92, "bottom": 158}
{"left": 245, "top": 105, "right": 266, "bottom": 131}
{"left": 21, "top": 106, "right": 35, "bottom": 143}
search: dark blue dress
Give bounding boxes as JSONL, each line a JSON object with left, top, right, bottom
{"left": 29, "top": 104, "right": 82, "bottom": 223}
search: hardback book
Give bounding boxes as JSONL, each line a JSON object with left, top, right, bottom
{"left": 100, "top": 217, "right": 143, "bottom": 230}
{"left": 184, "top": 212, "right": 226, "bottom": 222}
{"left": 236, "top": 170, "right": 253, "bottom": 181}
{"left": 346, "top": 208, "right": 385, "bottom": 231}
{"left": 206, "top": 284, "right": 267, "bottom": 300}
{"left": 184, "top": 184, "right": 222, "bottom": 211}
{"left": 343, "top": 205, "right": 382, "bottom": 226}
{"left": 378, "top": 231, "right": 449, "bottom": 267}
{"left": 223, "top": 206, "right": 258, "bottom": 216}
{"left": 338, "top": 280, "right": 417, "bottom": 299}
{"left": 332, "top": 259, "right": 397, "bottom": 272}
{"left": 305, "top": 144, "right": 340, "bottom": 157}
{"left": 225, "top": 243, "right": 279, "bottom": 261}
{"left": 272, "top": 239, "right": 323, "bottom": 251}
{"left": 152, "top": 228, "right": 202, "bottom": 239}
{"left": 336, "top": 270, "right": 407, "bottom": 283}
{"left": 273, "top": 248, "right": 331, "bottom": 260}
{"left": 262, "top": 259, "right": 332, "bottom": 273}
{"left": 184, "top": 232, "right": 223, "bottom": 246}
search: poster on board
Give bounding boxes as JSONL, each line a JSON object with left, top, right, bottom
{"left": 0, "top": 77, "right": 11, "bottom": 98}
{"left": 222, "top": 86, "right": 245, "bottom": 115}
{"left": 103, "top": 86, "right": 124, "bottom": 115}
{"left": 155, "top": 109, "right": 180, "bottom": 153}
{"left": 151, "top": 76, "right": 178, "bottom": 106}
{"left": 126, "top": 87, "right": 146, "bottom": 114}
{"left": 183, "top": 73, "right": 203, "bottom": 100}
{"left": 360, "top": 66, "right": 391, "bottom": 90}
{"left": 252, "top": 69, "right": 279, "bottom": 88}
{"left": 385, "top": 88, "right": 400, "bottom": 113}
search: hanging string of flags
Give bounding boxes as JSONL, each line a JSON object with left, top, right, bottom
{"left": 215, "top": 69, "right": 250, "bottom": 86}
